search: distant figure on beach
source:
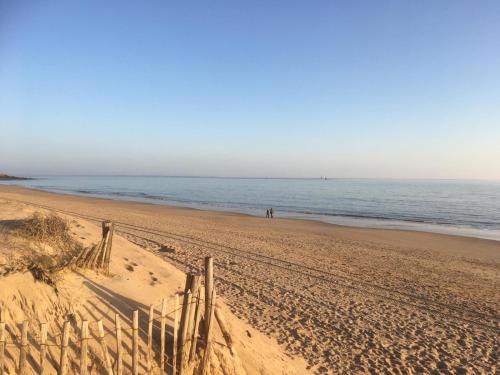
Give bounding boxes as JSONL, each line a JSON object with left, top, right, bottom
{"left": 266, "top": 209, "right": 270, "bottom": 218}
{"left": 270, "top": 208, "right": 274, "bottom": 218}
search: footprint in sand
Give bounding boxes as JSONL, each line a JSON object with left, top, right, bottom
{"left": 150, "top": 276, "right": 159, "bottom": 286}
{"left": 126, "top": 264, "right": 134, "bottom": 272}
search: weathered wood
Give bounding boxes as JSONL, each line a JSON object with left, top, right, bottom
{"left": 72, "top": 245, "right": 91, "bottom": 266}
{"left": 97, "top": 320, "right": 114, "bottom": 375}
{"left": 77, "top": 244, "right": 95, "bottom": 267}
{"left": 189, "top": 289, "right": 203, "bottom": 362}
{"left": 100, "top": 221, "right": 112, "bottom": 270}
{"left": 80, "top": 321, "right": 89, "bottom": 375}
{"left": 186, "top": 275, "right": 201, "bottom": 355}
{"left": 100, "top": 234, "right": 110, "bottom": 269}
{"left": 19, "top": 321, "right": 28, "bottom": 374}
{"left": 179, "top": 274, "right": 193, "bottom": 338}
{"left": 201, "top": 288, "right": 216, "bottom": 375}
{"left": 0, "top": 322, "right": 5, "bottom": 375}
{"left": 114, "top": 314, "right": 123, "bottom": 375}
{"left": 172, "top": 294, "right": 179, "bottom": 375}
{"left": 58, "top": 321, "right": 70, "bottom": 375}
{"left": 179, "top": 291, "right": 192, "bottom": 374}
{"left": 132, "top": 310, "right": 139, "bottom": 375}
{"left": 183, "top": 274, "right": 194, "bottom": 295}
{"left": 160, "top": 298, "right": 167, "bottom": 373}
{"left": 204, "top": 257, "right": 214, "bottom": 341}
{"left": 40, "top": 323, "right": 47, "bottom": 375}
{"left": 104, "top": 223, "right": 114, "bottom": 274}
{"left": 147, "top": 304, "right": 154, "bottom": 372}
{"left": 86, "top": 240, "right": 103, "bottom": 268}
{"left": 91, "top": 239, "right": 105, "bottom": 269}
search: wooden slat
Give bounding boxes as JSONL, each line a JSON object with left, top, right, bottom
{"left": 201, "top": 288, "right": 216, "bottom": 375}
{"left": 115, "top": 314, "right": 123, "bottom": 375}
{"left": 105, "top": 223, "right": 115, "bottom": 274}
{"left": 85, "top": 240, "right": 103, "bottom": 268}
{"left": 160, "top": 298, "right": 167, "bottom": 373}
{"left": 40, "top": 323, "right": 47, "bottom": 375}
{"left": 189, "top": 289, "right": 203, "bottom": 362}
{"left": 58, "top": 321, "right": 70, "bottom": 375}
{"left": 97, "top": 320, "right": 114, "bottom": 375}
{"left": 179, "top": 291, "right": 192, "bottom": 374}
{"left": 132, "top": 311, "right": 139, "bottom": 375}
{"left": 172, "top": 294, "right": 179, "bottom": 375}
{"left": 147, "top": 304, "right": 154, "bottom": 372}
{"left": 186, "top": 275, "right": 201, "bottom": 356}
{"left": 80, "top": 321, "right": 89, "bottom": 375}
{"left": 204, "top": 257, "right": 214, "bottom": 341}
{"left": 100, "top": 221, "right": 112, "bottom": 269}
{"left": 179, "top": 274, "right": 193, "bottom": 338}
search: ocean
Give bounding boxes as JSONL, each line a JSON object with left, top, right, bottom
{"left": 2, "top": 176, "right": 500, "bottom": 241}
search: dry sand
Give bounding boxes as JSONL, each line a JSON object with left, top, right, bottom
{"left": 0, "top": 185, "right": 499, "bottom": 374}
{"left": 0, "top": 192, "right": 308, "bottom": 375}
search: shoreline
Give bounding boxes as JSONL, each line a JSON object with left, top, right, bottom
{"left": 1, "top": 183, "right": 500, "bottom": 243}
{"left": 1, "top": 184, "right": 499, "bottom": 261}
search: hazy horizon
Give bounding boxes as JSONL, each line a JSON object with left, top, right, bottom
{"left": 1, "top": 1, "right": 499, "bottom": 180}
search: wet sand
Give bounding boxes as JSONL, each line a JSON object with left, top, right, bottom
{"left": 1, "top": 185, "right": 498, "bottom": 374}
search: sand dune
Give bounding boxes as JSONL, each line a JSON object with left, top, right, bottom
{"left": 0, "top": 186, "right": 498, "bottom": 374}
{"left": 0, "top": 195, "right": 308, "bottom": 374}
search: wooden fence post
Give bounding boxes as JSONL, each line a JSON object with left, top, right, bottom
{"left": 97, "top": 320, "right": 114, "bottom": 375}
{"left": 179, "top": 291, "right": 192, "bottom": 374}
{"left": 115, "top": 314, "right": 123, "bottom": 375}
{"left": 189, "top": 289, "right": 202, "bottom": 362}
{"left": 80, "top": 321, "right": 89, "bottom": 375}
{"left": 147, "top": 304, "right": 154, "bottom": 373}
{"left": 201, "top": 288, "right": 216, "bottom": 375}
{"left": 0, "top": 322, "right": 5, "bottom": 375}
{"left": 204, "top": 257, "right": 214, "bottom": 341}
{"left": 100, "top": 221, "right": 114, "bottom": 273}
{"left": 19, "top": 321, "right": 28, "bottom": 374}
{"left": 100, "top": 222, "right": 110, "bottom": 269}
{"left": 132, "top": 311, "right": 139, "bottom": 375}
{"left": 186, "top": 275, "right": 201, "bottom": 356}
{"left": 58, "top": 321, "right": 70, "bottom": 375}
{"left": 105, "top": 223, "right": 114, "bottom": 274}
{"left": 172, "top": 294, "right": 179, "bottom": 375}
{"left": 160, "top": 298, "right": 167, "bottom": 373}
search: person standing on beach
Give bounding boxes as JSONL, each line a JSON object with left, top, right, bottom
{"left": 270, "top": 208, "right": 274, "bottom": 218}
{"left": 266, "top": 209, "right": 270, "bottom": 218}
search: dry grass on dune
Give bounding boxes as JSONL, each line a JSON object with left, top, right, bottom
{"left": 0, "top": 212, "right": 84, "bottom": 285}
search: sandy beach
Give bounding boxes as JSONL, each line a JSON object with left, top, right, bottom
{"left": 0, "top": 185, "right": 498, "bottom": 374}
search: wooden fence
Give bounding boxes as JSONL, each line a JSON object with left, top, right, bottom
{"left": 1, "top": 234, "right": 230, "bottom": 375}
{"left": 71, "top": 221, "right": 115, "bottom": 274}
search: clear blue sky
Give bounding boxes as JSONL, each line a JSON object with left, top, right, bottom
{"left": 1, "top": 1, "right": 499, "bottom": 179}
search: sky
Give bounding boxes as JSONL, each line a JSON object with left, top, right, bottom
{"left": 1, "top": 1, "right": 499, "bottom": 179}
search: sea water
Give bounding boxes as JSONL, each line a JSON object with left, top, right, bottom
{"left": 2, "top": 176, "right": 500, "bottom": 241}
